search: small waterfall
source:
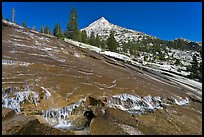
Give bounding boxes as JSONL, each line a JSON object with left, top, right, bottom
{"left": 107, "top": 94, "right": 189, "bottom": 115}
{"left": 2, "top": 85, "right": 49, "bottom": 113}
{"left": 41, "top": 98, "right": 85, "bottom": 130}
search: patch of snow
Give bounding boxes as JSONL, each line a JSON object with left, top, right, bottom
{"left": 64, "top": 38, "right": 101, "bottom": 53}
{"left": 101, "top": 51, "right": 131, "bottom": 62}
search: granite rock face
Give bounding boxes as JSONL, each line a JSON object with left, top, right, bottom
{"left": 2, "top": 20, "right": 202, "bottom": 135}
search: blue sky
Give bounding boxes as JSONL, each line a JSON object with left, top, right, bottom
{"left": 2, "top": 2, "right": 202, "bottom": 42}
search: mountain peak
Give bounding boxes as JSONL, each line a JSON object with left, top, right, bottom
{"left": 81, "top": 17, "right": 112, "bottom": 36}
{"left": 81, "top": 17, "right": 155, "bottom": 43}
{"left": 93, "top": 16, "right": 110, "bottom": 27}
{"left": 98, "top": 17, "right": 109, "bottom": 23}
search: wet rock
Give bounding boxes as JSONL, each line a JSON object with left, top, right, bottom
{"left": 189, "top": 95, "right": 202, "bottom": 103}
{"left": 71, "top": 102, "right": 86, "bottom": 115}
{"left": 2, "top": 112, "right": 73, "bottom": 135}
{"left": 85, "top": 96, "right": 105, "bottom": 107}
{"left": 80, "top": 97, "right": 106, "bottom": 117}
{"left": 97, "top": 96, "right": 108, "bottom": 104}
{"left": 166, "top": 97, "right": 175, "bottom": 104}
{"left": 90, "top": 116, "right": 128, "bottom": 135}
{"left": 118, "top": 123, "right": 143, "bottom": 135}
{"left": 2, "top": 108, "right": 15, "bottom": 120}
{"left": 89, "top": 106, "right": 142, "bottom": 135}
{"left": 91, "top": 106, "right": 106, "bottom": 117}
{"left": 67, "top": 114, "right": 90, "bottom": 130}
{"left": 105, "top": 107, "right": 139, "bottom": 128}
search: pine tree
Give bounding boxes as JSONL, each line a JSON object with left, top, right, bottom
{"left": 89, "top": 31, "right": 95, "bottom": 45}
{"left": 190, "top": 54, "right": 199, "bottom": 79}
{"left": 49, "top": 28, "right": 53, "bottom": 35}
{"left": 22, "top": 21, "right": 26, "bottom": 27}
{"left": 106, "top": 31, "right": 119, "bottom": 52}
{"left": 100, "top": 40, "right": 106, "bottom": 50}
{"left": 44, "top": 26, "right": 49, "bottom": 34}
{"left": 129, "top": 42, "right": 134, "bottom": 55}
{"left": 95, "top": 34, "right": 101, "bottom": 47}
{"left": 66, "top": 8, "right": 79, "bottom": 41}
{"left": 53, "top": 23, "right": 64, "bottom": 40}
{"left": 43, "top": 26, "right": 52, "bottom": 35}
{"left": 39, "top": 26, "right": 44, "bottom": 33}
{"left": 81, "top": 30, "right": 87, "bottom": 43}
{"left": 122, "top": 42, "right": 128, "bottom": 54}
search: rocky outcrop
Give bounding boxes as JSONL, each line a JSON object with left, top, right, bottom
{"left": 89, "top": 107, "right": 142, "bottom": 135}
{"left": 40, "top": 96, "right": 105, "bottom": 131}
{"left": 2, "top": 108, "right": 73, "bottom": 135}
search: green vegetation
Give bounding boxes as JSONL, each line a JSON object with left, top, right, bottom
{"left": 22, "top": 21, "right": 26, "bottom": 27}
{"left": 39, "top": 26, "right": 52, "bottom": 35}
{"left": 174, "top": 58, "right": 181, "bottom": 66}
{"left": 89, "top": 31, "right": 96, "bottom": 46}
{"left": 187, "top": 54, "right": 202, "bottom": 82}
{"left": 80, "top": 30, "right": 88, "bottom": 43}
{"left": 65, "top": 8, "right": 79, "bottom": 41}
{"left": 53, "top": 23, "right": 64, "bottom": 40}
{"left": 106, "top": 31, "right": 119, "bottom": 52}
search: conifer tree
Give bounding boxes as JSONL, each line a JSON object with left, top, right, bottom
{"left": 106, "top": 31, "right": 119, "bottom": 52}
{"left": 122, "top": 42, "right": 128, "bottom": 53}
{"left": 89, "top": 31, "right": 95, "bottom": 45}
{"left": 190, "top": 54, "right": 199, "bottom": 79}
{"left": 95, "top": 34, "right": 101, "bottom": 47}
{"left": 81, "top": 30, "right": 87, "bottom": 43}
{"left": 22, "top": 21, "right": 26, "bottom": 27}
{"left": 39, "top": 26, "right": 44, "bottom": 33}
{"left": 66, "top": 8, "right": 79, "bottom": 41}
{"left": 53, "top": 23, "right": 64, "bottom": 40}
{"left": 100, "top": 40, "right": 106, "bottom": 50}
{"left": 44, "top": 26, "right": 49, "bottom": 34}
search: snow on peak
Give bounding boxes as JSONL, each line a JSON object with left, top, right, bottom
{"left": 81, "top": 17, "right": 155, "bottom": 44}
{"left": 98, "top": 16, "right": 109, "bottom": 23}
{"left": 83, "top": 16, "right": 112, "bottom": 33}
